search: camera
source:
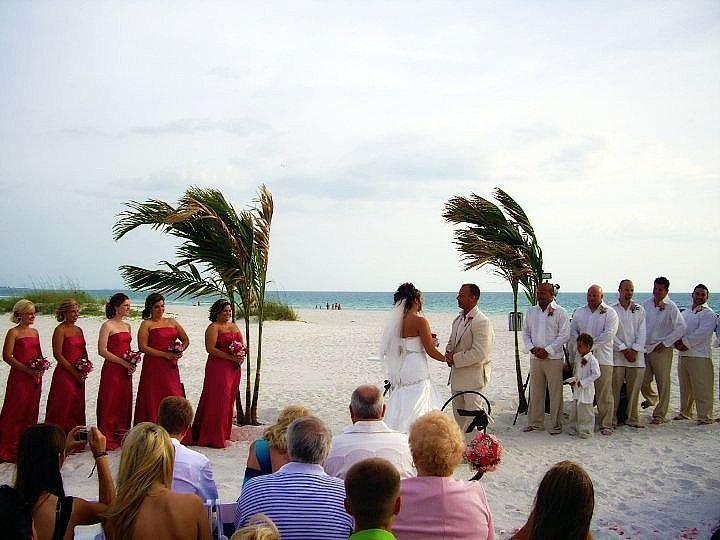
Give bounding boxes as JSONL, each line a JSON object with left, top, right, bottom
{"left": 76, "top": 428, "right": 88, "bottom": 441}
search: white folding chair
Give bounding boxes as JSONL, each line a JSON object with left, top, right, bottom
{"left": 73, "top": 523, "right": 104, "bottom": 540}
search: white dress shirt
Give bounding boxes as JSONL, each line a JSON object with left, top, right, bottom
{"left": 570, "top": 302, "right": 619, "bottom": 366}
{"left": 571, "top": 352, "right": 601, "bottom": 404}
{"left": 323, "top": 420, "right": 415, "bottom": 479}
{"left": 612, "top": 302, "right": 647, "bottom": 368}
{"left": 642, "top": 297, "right": 686, "bottom": 352}
{"left": 170, "top": 438, "right": 219, "bottom": 502}
{"left": 679, "top": 303, "right": 717, "bottom": 359}
{"left": 522, "top": 300, "right": 570, "bottom": 359}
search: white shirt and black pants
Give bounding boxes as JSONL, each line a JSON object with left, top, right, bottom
{"left": 676, "top": 304, "right": 717, "bottom": 424}
{"left": 641, "top": 298, "right": 686, "bottom": 423}
{"left": 522, "top": 301, "right": 570, "bottom": 434}
{"left": 612, "top": 302, "right": 647, "bottom": 428}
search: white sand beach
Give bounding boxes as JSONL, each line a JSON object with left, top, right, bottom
{"left": 1, "top": 305, "right": 718, "bottom": 538}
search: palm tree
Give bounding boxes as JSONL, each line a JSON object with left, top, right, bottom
{"left": 443, "top": 188, "right": 543, "bottom": 413}
{"left": 113, "top": 185, "right": 273, "bottom": 425}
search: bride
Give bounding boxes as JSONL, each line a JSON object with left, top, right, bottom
{"left": 381, "top": 283, "right": 447, "bottom": 433}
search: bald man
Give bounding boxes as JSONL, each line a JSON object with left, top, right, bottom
{"left": 522, "top": 282, "right": 570, "bottom": 434}
{"left": 570, "top": 285, "right": 619, "bottom": 435}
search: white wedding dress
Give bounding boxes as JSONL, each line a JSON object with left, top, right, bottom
{"left": 381, "top": 301, "right": 442, "bottom": 433}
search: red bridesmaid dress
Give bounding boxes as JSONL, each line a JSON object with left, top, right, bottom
{"left": 134, "top": 326, "right": 184, "bottom": 425}
{"left": 96, "top": 332, "right": 133, "bottom": 450}
{"left": 192, "top": 331, "right": 243, "bottom": 448}
{"left": 45, "top": 334, "right": 87, "bottom": 435}
{"left": 0, "top": 336, "right": 43, "bottom": 462}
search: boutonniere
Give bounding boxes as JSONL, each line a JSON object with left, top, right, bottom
{"left": 598, "top": 306, "right": 607, "bottom": 315}
{"left": 547, "top": 306, "right": 555, "bottom": 317}
{"left": 465, "top": 316, "right": 474, "bottom": 326}
{"left": 694, "top": 305, "right": 705, "bottom": 313}
{"left": 657, "top": 303, "right": 665, "bottom": 312}
{"left": 580, "top": 358, "right": 588, "bottom": 366}
{"left": 630, "top": 303, "right": 638, "bottom": 313}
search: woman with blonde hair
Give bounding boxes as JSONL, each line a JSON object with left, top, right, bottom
{"left": 0, "top": 299, "right": 46, "bottom": 462}
{"left": 242, "top": 405, "right": 311, "bottom": 484}
{"left": 103, "top": 422, "right": 210, "bottom": 539}
{"left": 392, "top": 411, "right": 495, "bottom": 539}
{"left": 45, "top": 298, "right": 90, "bottom": 436}
{"left": 230, "top": 514, "right": 280, "bottom": 540}
{"left": 512, "top": 461, "right": 595, "bottom": 540}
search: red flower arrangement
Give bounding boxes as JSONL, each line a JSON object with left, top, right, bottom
{"left": 168, "top": 340, "right": 185, "bottom": 353}
{"left": 123, "top": 350, "right": 143, "bottom": 376}
{"left": 229, "top": 340, "right": 246, "bottom": 370}
{"left": 464, "top": 432, "right": 503, "bottom": 480}
{"left": 581, "top": 358, "right": 588, "bottom": 366}
{"left": 74, "top": 358, "right": 94, "bottom": 374}
{"left": 30, "top": 357, "right": 51, "bottom": 371}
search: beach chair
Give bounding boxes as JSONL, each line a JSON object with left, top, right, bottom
{"left": 73, "top": 523, "right": 104, "bottom": 540}
{"left": 217, "top": 501, "right": 238, "bottom": 539}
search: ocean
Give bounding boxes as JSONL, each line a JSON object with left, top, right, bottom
{"left": 2, "top": 287, "right": 718, "bottom": 315}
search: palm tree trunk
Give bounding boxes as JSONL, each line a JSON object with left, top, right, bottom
{"left": 513, "top": 281, "right": 528, "bottom": 413}
{"left": 250, "top": 318, "right": 263, "bottom": 425}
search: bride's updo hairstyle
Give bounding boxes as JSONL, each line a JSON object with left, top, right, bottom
{"left": 393, "top": 283, "right": 422, "bottom": 312}
{"left": 141, "top": 293, "right": 165, "bottom": 320}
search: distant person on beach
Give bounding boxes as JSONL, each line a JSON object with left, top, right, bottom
{"left": 567, "top": 333, "right": 601, "bottom": 438}
{"left": 344, "top": 458, "right": 401, "bottom": 540}
{"left": 611, "top": 280, "right": 647, "bottom": 429}
{"left": 134, "top": 293, "right": 190, "bottom": 429}
{"left": 0, "top": 299, "right": 45, "bottom": 463}
{"left": 327, "top": 302, "right": 330, "bottom": 310}
{"left": 640, "top": 277, "right": 686, "bottom": 424}
{"left": 512, "top": 461, "right": 595, "bottom": 540}
{"left": 570, "top": 285, "right": 618, "bottom": 436}
{"left": 325, "top": 384, "right": 414, "bottom": 479}
{"left": 45, "top": 298, "right": 89, "bottom": 439}
{"left": 673, "top": 284, "right": 716, "bottom": 424}
{"left": 381, "top": 283, "right": 446, "bottom": 433}
{"left": 97, "top": 292, "right": 135, "bottom": 450}
{"left": 445, "top": 284, "right": 494, "bottom": 439}
{"left": 157, "top": 396, "right": 219, "bottom": 502}
{"left": 523, "top": 282, "right": 570, "bottom": 435}
{"left": 192, "top": 298, "right": 244, "bottom": 448}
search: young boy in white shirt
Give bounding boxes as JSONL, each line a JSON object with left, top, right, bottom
{"left": 566, "top": 333, "right": 601, "bottom": 438}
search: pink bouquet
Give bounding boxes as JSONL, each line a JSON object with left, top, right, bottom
{"left": 30, "top": 357, "right": 51, "bottom": 371}
{"left": 123, "top": 350, "right": 143, "bottom": 376}
{"left": 229, "top": 340, "right": 246, "bottom": 358}
{"left": 74, "top": 358, "right": 94, "bottom": 374}
{"left": 464, "top": 432, "right": 503, "bottom": 479}
{"left": 168, "top": 340, "right": 185, "bottom": 353}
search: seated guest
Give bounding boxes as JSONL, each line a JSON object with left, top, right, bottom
{"left": 345, "top": 458, "right": 402, "bottom": 540}
{"left": 103, "top": 423, "right": 211, "bottom": 540}
{"left": 325, "top": 385, "right": 414, "bottom": 479}
{"left": 392, "top": 411, "right": 495, "bottom": 540}
{"left": 3, "top": 424, "right": 114, "bottom": 540}
{"left": 234, "top": 415, "right": 353, "bottom": 539}
{"left": 157, "top": 396, "right": 219, "bottom": 502}
{"left": 512, "top": 460, "right": 594, "bottom": 540}
{"left": 230, "top": 514, "right": 280, "bottom": 540}
{"left": 243, "top": 404, "right": 310, "bottom": 485}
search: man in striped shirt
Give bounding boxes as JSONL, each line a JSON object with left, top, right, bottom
{"left": 234, "top": 415, "right": 353, "bottom": 539}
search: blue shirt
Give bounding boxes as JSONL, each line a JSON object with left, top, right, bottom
{"left": 234, "top": 462, "right": 353, "bottom": 539}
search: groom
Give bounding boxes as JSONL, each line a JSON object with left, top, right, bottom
{"left": 445, "top": 284, "right": 494, "bottom": 438}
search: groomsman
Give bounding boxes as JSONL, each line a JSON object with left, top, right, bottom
{"left": 641, "top": 276, "right": 686, "bottom": 424}
{"left": 673, "top": 284, "right": 716, "bottom": 425}
{"left": 445, "top": 284, "right": 494, "bottom": 438}
{"left": 522, "top": 283, "right": 570, "bottom": 434}
{"left": 570, "top": 285, "right": 619, "bottom": 435}
{"left": 611, "top": 280, "right": 647, "bottom": 428}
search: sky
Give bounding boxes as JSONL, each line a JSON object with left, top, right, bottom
{"left": 1, "top": 1, "right": 719, "bottom": 294}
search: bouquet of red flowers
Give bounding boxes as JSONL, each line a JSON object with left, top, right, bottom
{"left": 229, "top": 340, "right": 246, "bottom": 358}
{"left": 464, "top": 432, "right": 503, "bottom": 480}
{"left": 123, "top": 350, "right": 143, "bottom": 376}
{"left": 30, "top": 357, "right": 51, "bottom": 371}
{"left": 168, "top": 340, "right": 185, "bottom": 353}
{"left": 74, "top": 358, "right": 94, "bottom": 375}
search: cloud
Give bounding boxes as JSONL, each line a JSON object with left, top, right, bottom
{"left": 59, "top": 117, "right": 268, "bottom": 139}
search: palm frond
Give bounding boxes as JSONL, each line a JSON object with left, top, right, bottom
{"left": 113, "top": 199, "right": 176, "bottom": 240}
{"left": 119, "top": 262, "right": 225, "bottom": 298}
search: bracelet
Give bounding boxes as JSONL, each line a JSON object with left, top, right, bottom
{"left": 93, "top": 451, "right": 108, "bottom": 459}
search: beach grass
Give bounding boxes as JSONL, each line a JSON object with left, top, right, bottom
{"left": 0, "top": 289, "right": 106, "bottom": 317}
{"left": 238, "top": 299, "right": 299, "bottom": 321}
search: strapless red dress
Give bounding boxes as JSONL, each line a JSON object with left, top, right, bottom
{"left": 192, "top": 331, "right": 243, "bottom": 448}
{"left": 0, "top": 336, "right": 43, "bottom": 462}
{"left": 134, "top": 326, "right": 185, "bottom": 425}
{"left": 44, "top": 334, "right": 87, "bottom": 435}
{"left": 96, "top": 331, "right": 133, "bottom": 450}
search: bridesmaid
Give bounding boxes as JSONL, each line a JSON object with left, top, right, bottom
{"left": 97, "top": 293, "right": 135, "bottom": 450}
{"left": 133, "top": 293, "right": 190, "bottom": 426}
{"left": 0, "top": 299, "right": 46, "bottom": 462}
{"left": 192, "top": 299, "right": 245, "bottom": 447}
{"left": 45, "top": 298, "right": 89, "bottom": 436}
